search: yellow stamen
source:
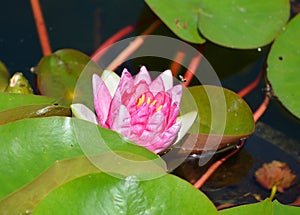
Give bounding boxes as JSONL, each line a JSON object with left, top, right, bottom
{"left": 156, "top": 105, "right": 163, "bottom": 112}
{"left": 151, "top": 100, "right": 157, "bottom": 106}
{"left": 137, "top": 94, "right": 145, "bottom": 106}
{"left": 147, "top": 97, "right": 151, "bottom": 105}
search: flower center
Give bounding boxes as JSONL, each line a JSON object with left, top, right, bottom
{"left": 136, "top": 93, "right": 163, "bottom": 112}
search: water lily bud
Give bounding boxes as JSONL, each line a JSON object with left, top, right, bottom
{"left": 5, "top": 72, "right": 33, "bottom": 94}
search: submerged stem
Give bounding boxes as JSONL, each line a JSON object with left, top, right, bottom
{"left": 269, "top": 185, "right": 277, "bottom": 201}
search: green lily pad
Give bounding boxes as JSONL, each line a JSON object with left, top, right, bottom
{"left": 145, "top": 0, "right": 206, "bottom": 44}
{"left": 180, "top": 85, "right": 254, "bottom": 151}
{"left": 198, "top": 0, "right": 290, "bottom": 48}
{"left": 0, "top": 156, "right": 101, "bottom": 214}
{"left": 0, "top": 92, "right": 57, "bottom": 111}
{"left": 0, "top": 104, "right": 71, "bottom": 125}
{"left": 36, "top": 49, "right": 101, "bottom": 106}
{"left": 0, "top": 117, "right": 162, "bottom": 200}
{"left": 219, "top": 199, "right": 300, "bottom": 215}
{"left": 0, "top": 61, "right": 9, "bottom": 92}
{"left": 267, "top": 14, "right": 300, "bottom": 119}
{"left": 219, "top": 198, "right": 273, "bottom": 215}
{"left": 33, "top": 173, "right": 217, "bottom": 215}
{"left": 273, "top": 200, "right": 300, "bottom": 215}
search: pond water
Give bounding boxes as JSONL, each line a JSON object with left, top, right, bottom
{"left": 1, "top": 0, "right": 300, "bottom": 206}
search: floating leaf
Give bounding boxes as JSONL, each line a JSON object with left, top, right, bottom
{"left": 219, "top": 198, "right": 273, "bottom": 215}
{"left": 0, "top": 61, "right": 9, "bottom": 92}
{"left": 145, "top": 0, "right": 206, "bottom": 43}
{"left": 0, "top": 104, "right": 71, "bottom": 125}
{"left": 179, "top": 85, "right": 254, "bottom": 152}
{"left": 0, "top": 117, "right": 162, "bottom": 200}
{"left": 198, "top": 0, "right": 290, "bottom": 48}
{"left": 36, "top": 49, "right": 101, "bottom": 106}
{"left": 267, "top": 14, "right": 300, "bottom": 118}
{"left": 32, "top": 173, "right": 217, "bottom": 215}
{"left": 0, "top": 92, "right": 57, "bottom": 111}
{"left": 0, "top": 156, "right": 101, "bottom": 214}
{"left": 255, "top": 160, "right": 296, "bottom": 193}
{"left": 5, "top": 72, "right": 33, "bottom": 94}
{"left": 219, "top": 199, "right": 300, "bottom": 215}
{"left": 273, "top": 200, "right": 300, "bottom": 214}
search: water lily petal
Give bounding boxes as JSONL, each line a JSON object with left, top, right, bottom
{"left": 167, "top": 84, "right": 182, "bottom": 105}
{"left": 165, "top": 103, "right": 180, "bottom": 129}
{"left": 151, "top": 121, "right": 181, "bottom": 153}
{"left": 134, "top": 66, "right": 151, "bottom": 85}
{"left": 70, "top": 103, "right": 98, "bottom": 124}
{"left": 93, "top": 74, "right": 112, "bottom": 126}
{"left": 100, "top": 70, "right": 120, "bottom": 97}
{"left": 173, "top": 111, "right": 198, "bottom": 145}
{"left": 160, "top": 69, "right": 173, "bottom": 91}
{"left": 134, "top": 81, "right": 150, "bottom": 98}
{"left": 146, "top": 111, "right": 166, "bottom": 133}
{"left": 110, "top": 105, "right": 131, "bottom": 137}
{"left": 149, "top": 74, "right": 165, "bottom": 93}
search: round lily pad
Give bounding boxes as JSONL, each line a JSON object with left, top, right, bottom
{"left": 267, "top": 14, "right": 300, "bottom": 118}
{"left": 198, "top": 0, "right": 290, "bottom": 48}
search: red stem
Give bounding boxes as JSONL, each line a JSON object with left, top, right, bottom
{"left": 91, "top": 25, "right": 136, "bottom": 62}
{"left": 105, "top": 20, "right": 161, "bottom": 71}
{"left": 170, "top": 51, "right": 185, "bottom": 77}
{"left": 183, "top": 54, "right": 202, "bottom": 87}
{"left": 30, "top": 0, "right": 52, "bottom": 56}
{"left": 193, "top": 140, "right": 246, "bottom": 189}
{"left": 238, "top": 71, "right": 262, "bottom": 97}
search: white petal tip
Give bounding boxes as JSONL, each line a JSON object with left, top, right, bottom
{"left": 71, "top": 103, "right": 98, "bottom": 124}
{"left": 174, "top": 111, "right": 198, "bottom": 144}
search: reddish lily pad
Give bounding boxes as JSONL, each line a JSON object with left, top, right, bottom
{"left": 179, "top": 85, "right": 254, "bottom": 152}
{"left": 255, "top": 160, "right": 296, "bottom": 193}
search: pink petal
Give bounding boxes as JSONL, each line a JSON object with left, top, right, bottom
{"left": 165, "top": 103, "right": 180, "bottom": 129}
{"left": 92, "top": 74, "right": 112, "bottom": 126}
{"left": 167, "top": 84, "right": 182, "bottom": 105}
{"left": 145, "top": 112, "right": 166, "bottom": 133}
{"left": 151, "top": 121, "right": 181, "bottom": 153}
{"left": 134, "top": 66, "right": 151, "bottom": 85}
{"left": 149, "top": 75, "right": 165, "bottom": 94}
{"left": 159, "top": 69, "right": 173, "bottom": 91}
{"left": 133, "top": 81, "right": 150, "bottom": 98}
{"left": 130, "top": 104, "right": 151, "bottom": 136}
{"left": 110, "top": 105, "right": 131, "bottom": 137}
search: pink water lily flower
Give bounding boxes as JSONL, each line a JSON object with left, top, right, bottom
{"left": 71, "top": 66, "right": 197, "bottom": 154}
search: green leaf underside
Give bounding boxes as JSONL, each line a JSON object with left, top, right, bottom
{"left": 187, "top": 85, "right": 254, "bottom": 136}
{"left": 0, "top": 92, "right": 57, "bottom": 112}
{"left": 267, "top": 14, "right": 300, "bottom": 119}
{"left": 33, "top": 173, "right": 217, "bottom": 215}
{"left": 36, "top": 49, "right": 101, "bottom": 106}
{"left": 145, "top": 0, "right": 206, "bottom": 44}
{"left": 0, "top": 117, "right": 162, "bottom": 200}
{"left": 198, "top": 0, "right": 290, "bottom": 48}
{"left": 0, "top": 104, "right": 71, "bottom": 125}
